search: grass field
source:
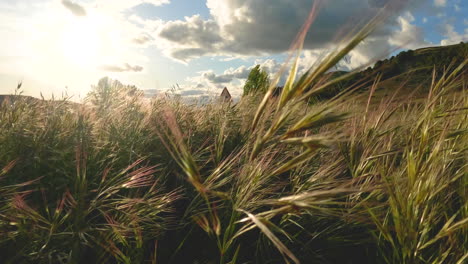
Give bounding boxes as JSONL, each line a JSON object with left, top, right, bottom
{"left": 0, "top": 10, "right": 467, "bottom": 264}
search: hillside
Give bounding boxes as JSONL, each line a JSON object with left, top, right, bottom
{"left": 312, "top": 42, "right": 468, "bottom": 100}
{"left": 0, "top": 95, "right": 40, "bottom": 105}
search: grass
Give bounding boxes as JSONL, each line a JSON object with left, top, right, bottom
{"left": 1, "top": 2, "right": 467, "bottom": 263}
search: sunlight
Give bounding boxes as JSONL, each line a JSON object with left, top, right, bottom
{"left": 61, "top": 14, "right": 102, "bottom": 68}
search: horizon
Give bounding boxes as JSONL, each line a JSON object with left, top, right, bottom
{"left": 0, "top": 0, "right": 466, "bottom": 101}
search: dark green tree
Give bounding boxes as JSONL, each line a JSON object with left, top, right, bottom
{"left": 243, "top": 65, "right": 270, "bottom": 96}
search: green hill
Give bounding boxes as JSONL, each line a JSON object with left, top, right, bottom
{"left": 372, "top": 42, "right": 467, "bottom": 77}
{"left": 312, "top": 42, "right": 468, "bottom": 100}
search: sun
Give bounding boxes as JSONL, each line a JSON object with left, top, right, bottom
{"left": 61, "top": 14, "right": 102, "bottom": 68}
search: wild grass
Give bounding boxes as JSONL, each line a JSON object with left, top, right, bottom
{"left": 0, "top": 2, "right": 467, "bottom": 263}
{"left": 1, "top": 66, "right": 466, "bottom": 264}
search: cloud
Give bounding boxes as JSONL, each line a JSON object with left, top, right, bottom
{"left": 132, "top": 35, "right": 153, "bottom": 45}
{"left": 61, "top": 0, "right": 87, "bottom": 16}
{"left": 228, "top": 65, "right": 252, "bottom": 79}
{"left": 337, "top": 37, "right": 390, "bottom": 70}
{"left": 200, "top": 65, "right": 252, "bottom": 84}
{"left": 202, "top": 71, "right": 233, "bottom": 84}
{"left": 300, "top": 11, "right": 431, "bottom": 70}
{"left": 100, "top": 63, "right": 144, "bottom": 72}
{"left": 440, "top": 23, "right": 468, "bottom": 45}
{"left": 389, "top": 12, "right": 430, "bottom": 49}
{"left": 171, "top": 48, "right": 211, "bottom": 62}
{"left": 159, "top": 15, "right": 222, "bottom": 44}
{"left": 153, "top": 0, "right": 422, "bottom": 62}
{"left": 179, "top": 89, "right": 207, "bottom": 96}
{"left": 155, "top": 82, "right": 224, "bottom": 101}
{"left": 158, "top": 15, "right": 223, "bottom": 61}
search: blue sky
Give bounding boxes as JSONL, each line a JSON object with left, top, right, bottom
{"left": 0, "top": 0, "right": 466, "bottom": 100}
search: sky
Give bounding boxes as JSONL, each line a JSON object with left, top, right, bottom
{"left": 0, "top": 0, "right": 466, "bottom": 101}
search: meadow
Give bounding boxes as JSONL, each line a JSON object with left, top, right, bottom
{"left": 0, "top": 11, "right": 467, "bottom": 264}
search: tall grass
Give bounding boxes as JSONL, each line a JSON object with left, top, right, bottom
{"left": 0, "top": 1, "right": 467, "bottom": 263}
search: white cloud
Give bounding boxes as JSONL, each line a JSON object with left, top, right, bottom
{"left": 389, "top": 12, "right": 430, "bottom": 49}
{"left": 340, "top": 11, "right": 430, "bottom": 70}
{"left": 343, "top": 37, "right": 392, "bottom": 69}
{"left": 195, "top": 65, "right": 253, "bottom": 86}
{"left": 151, "top": 0, "right": 434, "bottom": 66}
{"left": 100, "top": 63, "right": 144, "bottom": 72}
{"left": 154, "top": 0, "right": 404, "bottom": 62}
{"left": 440, "top": 23, "right": 468, "bottom": 45}
{"left": 157, "top": 15, "right": 223, "bottom": 62}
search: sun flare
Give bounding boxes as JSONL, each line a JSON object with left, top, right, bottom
{"left": 61, "top": 15, "right": 102, "bottom": 68}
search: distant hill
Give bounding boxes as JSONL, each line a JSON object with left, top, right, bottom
{"left": 0, "top": 95, "right": 80, "bottom": 108}
{"left": 372, "top": 42, "right": 467, "bottom": 77}
{"left": 0, "top": 95, "right": 41, "bottom": 105}
{"left": 312, "top": 42, "right": 468, "bottom": 100}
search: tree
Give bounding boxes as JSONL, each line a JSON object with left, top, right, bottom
{"left": 86, "top": 77, "right": 142, "bottom": 114}
{"left": 243, "top": 65, "right": 270, "bottom": 96}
